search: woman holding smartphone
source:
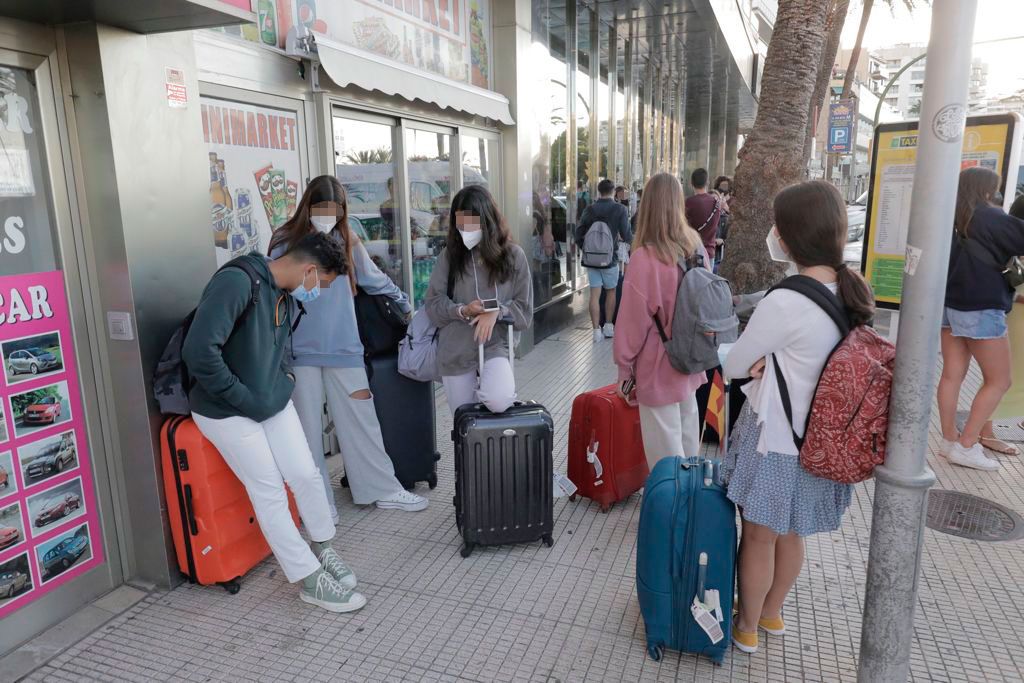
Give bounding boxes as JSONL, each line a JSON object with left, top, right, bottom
{"left": 425, "top": 185, "right": 533, "bottom": 415}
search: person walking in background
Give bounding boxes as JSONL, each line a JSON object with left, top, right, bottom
{"left": 425, "top": 185, "right": 532, "bottom": 416}
{"left": 576, "top": 178, "right": 633, "bottom": 343}
{"left": 268, "top": 176, "right": 428, "bottom": 520}
{"left": 723, "top": 181, "right": 875, "bottom": 654}
{"left": 937, "top": 168, "right": 1024, "bottom": 469}
{"left": 685, "top": 168, "right": 721, "bottom": 269}
{"left": 613, "top": 173, "right": 708, "bottom": 468}
{"left": 713, "top": 175, "right": 733, "bottom": 267}
{"left": 183, "top": 232, "right": 367, "bottom": 613}
{"left": 631, "top": 188, "right": 643, "bottom": 233}
{"left": 614, "top": 185, "right": 628, "bottom": 207}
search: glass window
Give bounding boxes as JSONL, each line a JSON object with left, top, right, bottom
{"left": 405, "top": 127, "right": 453, "bottom": 308}
{"left": 333, "top": 115, "right": 405, "bottom": 293}
{"left": 0, "top": 66, "right": 58, "bottom": 277}
{"left": 461, "top": 132, "right": 500, "bottom": 191}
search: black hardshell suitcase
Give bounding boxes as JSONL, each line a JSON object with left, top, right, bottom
{"left": 451, "top": 325, "right": 555, "bottom": 558}
{"left": 365, "top": 352, "right": 440, "bottom": 490}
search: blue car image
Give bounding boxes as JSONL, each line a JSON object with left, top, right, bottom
{"left": 42, "top": 533, "right": 89, "bottom": 578}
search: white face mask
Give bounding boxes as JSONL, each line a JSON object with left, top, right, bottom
{"left": 766, "top": 227, "right": 799, "bottom": 276}
{"left": 311, "top": 216, "right": 337, "bottom": 233}
{"left": 459, "top": 229, "right": 483, "bottom": 250}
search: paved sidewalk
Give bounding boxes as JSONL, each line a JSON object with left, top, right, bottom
{"left": 24, "top": 318, "right": 1024, "bottom": 682}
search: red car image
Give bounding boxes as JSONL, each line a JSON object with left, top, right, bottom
{"left": 0, "top": 466, "right": 8, "bottom": 490}
{"left": 24, "top": 396, "right": 61, "bottom": 425}
{"left": 0, "top": 526, "right": 19, "bottom": 549}
{"left": 34, "top": 492, "right": 81, "bottom": 527}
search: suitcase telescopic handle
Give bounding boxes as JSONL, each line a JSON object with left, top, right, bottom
{"left": 183, "top": 484, "right": 199, "bottom": 536}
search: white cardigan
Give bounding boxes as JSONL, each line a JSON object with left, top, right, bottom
{"left": 723, "top": 284, "right": 842, "bottom": 456}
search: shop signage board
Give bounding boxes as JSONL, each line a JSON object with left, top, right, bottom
{"left": 200, "top": 96, "right": 303, "bottom": 266}
{"left": 827, "top": 100, "right": 855, "bottom": 154}
{"left": 862, "top": 113, "right": 1022, "bottom": 309}
{"left": 0, "top": 270, "right": 104, "bottom": 620}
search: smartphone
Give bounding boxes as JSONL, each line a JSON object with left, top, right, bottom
{"left": 480, "top": 298, "right": 500, "bottom": 312}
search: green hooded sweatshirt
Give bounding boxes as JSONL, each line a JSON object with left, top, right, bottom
{"left": 182, "top": 255, "right": 296, "bottom": 422}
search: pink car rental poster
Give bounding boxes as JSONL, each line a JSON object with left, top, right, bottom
{"left": 0, "top": 270, "right": 103, "bottom": 618}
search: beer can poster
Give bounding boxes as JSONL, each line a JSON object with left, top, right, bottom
{"left": 200, "top": 96, "right": 303, "bottom": 266}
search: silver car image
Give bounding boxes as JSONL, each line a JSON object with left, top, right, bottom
{"left": 8, "top": 348, "right": 58, "bottom": 376}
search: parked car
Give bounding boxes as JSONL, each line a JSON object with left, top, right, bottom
{"left": 43, "top": 533, "right": 89, "bottom": 575}
{"left": 7, "top": 347, "right": 58, "bottom": 376}
{"left": 33, "top": 492, "right": 81, "bottom": 527}
{"left": 0, "top": 526, "right": 20, "bottom": 550}
{"left": 26, "top": 441, "right": 75, "bottom": 479}
{"left": 847, "top": 191, "right": 868, "bottom": 243}
{"left": 0, "top": 568, "right": 28, "bottom": 598}
{"left": 0, "top": 465, "right": 8, "bottom": 490}
{"left": 24, "top": 396, "right": 61, "bottom": 425}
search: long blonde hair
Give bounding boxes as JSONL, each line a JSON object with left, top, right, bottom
{"left": 634, "top": 173, "right": 703, "bottom": 265}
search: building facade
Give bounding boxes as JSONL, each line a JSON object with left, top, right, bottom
{"left": 0, "top": 0, "right": 761, "bottom": 655}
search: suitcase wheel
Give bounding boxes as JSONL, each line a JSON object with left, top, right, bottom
{"left": 460, "top": 543, "right": 474, "bottom": 558}
{"left": 542, "top": 534, "right": 554, "bottom": 548}
{"left": 218, "top": 579, "right": 241, "bottom": 595}
{"left": 569, "top": 494, "right": 577, "bottom": 502}
{"left": 340, "top": 476, "right": 349, "bottom": 489}
{"left": 600, "top": 504, "right": 610, "bottom": 514}
{"left": 648, "top": 644, "right": 663, "bottom": 661}
{"left": 427, "top": 474, "right": 438, "bottom": 489}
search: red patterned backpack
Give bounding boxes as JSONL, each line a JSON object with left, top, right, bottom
{"left": 770, "top": 276, "right": 896, "bottom": 484}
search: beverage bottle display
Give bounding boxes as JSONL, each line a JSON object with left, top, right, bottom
{"left": 209, "top": 153, "right": 229, "bottom": 249}
{"left": 217, "top": 160, "right": 234, "bottom": 214}
{"left": 258, "top": 0, "right": 278, "bottom": 47}
{"left": 236, "top": 189, "right": 257, "bottom": 253}
{"left": 275, "top": 0, "right": 293, "bottom": 50}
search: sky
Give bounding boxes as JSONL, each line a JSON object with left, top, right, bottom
{"left": 839, "top": 0, "right": 1024, "bottom": 98}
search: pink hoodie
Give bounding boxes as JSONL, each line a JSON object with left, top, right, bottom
{"left": 613, "top": 246, "right": 708, "bottom": 407}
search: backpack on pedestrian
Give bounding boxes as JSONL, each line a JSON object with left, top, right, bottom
{"left": 653, "top": 253, "right": 739, "bottom": 375}
{"left": 770, "top": 276, "right": 896, "bottom": 484}
{"left": 397, "top": 268, "right": 454, "bottom": 383}
{"left": 581, "top": 220, "right": 616, "bottom": 269}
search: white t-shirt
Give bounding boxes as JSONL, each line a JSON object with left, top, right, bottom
{"left": 723, "top": 284, "right": 842, "bottom": 456}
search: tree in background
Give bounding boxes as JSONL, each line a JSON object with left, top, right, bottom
{"left": 803, "top": 0, "right": 852, "bottom": 169}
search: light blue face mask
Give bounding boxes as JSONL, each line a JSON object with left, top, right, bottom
{"left": 290, "top": 267, "right": 320, "bottom": 303}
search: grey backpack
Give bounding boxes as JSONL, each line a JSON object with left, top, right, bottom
{"left": 654, "top": 254, "right": 739, "bottom": 375}
{"left": 582, "top": 220, "right": 616, "bottom": 269}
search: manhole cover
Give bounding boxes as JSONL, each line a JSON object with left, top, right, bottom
{"left": 926, "top": 490, "right": 1024, "bottom": 542}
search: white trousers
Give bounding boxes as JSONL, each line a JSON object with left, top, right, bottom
{"left": 292, "top": 365, "right": 404, "bottom": 510}
{"left": 442, "top": 357, "right": 516, "bottom": 415}
{"left": 192, "top": 402, "right": 333, "bottom": 583}
{"left": 638, "top": 395, "right": 701, "bottom": 469}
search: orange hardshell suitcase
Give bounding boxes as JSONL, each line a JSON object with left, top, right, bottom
{"left": 161, "top": 416, "right": 297, "bottom": 593}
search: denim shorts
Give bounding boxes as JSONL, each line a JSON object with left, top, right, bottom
{"left": 942, "top": 307, "right": 1008, "bottom": 340}
{"left": 587, "top": 265, "right": 619, "bottom": 290}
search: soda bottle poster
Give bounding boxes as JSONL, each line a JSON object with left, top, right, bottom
{"left": 200, "top": 96, "right": 304, "bottom": 267}
{"left": 0, "top": 270, "right": 105, "bottom": 619}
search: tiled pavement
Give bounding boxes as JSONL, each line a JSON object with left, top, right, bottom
{"left": 23, "top": 314, "right": 1024, "bottom": 682}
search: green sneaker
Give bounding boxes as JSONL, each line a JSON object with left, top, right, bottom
{"left": 317, "top": 547, "right": 357, "bottom": 589}
{"left": 299, "top": 570, "right": 366, "bottom": 613}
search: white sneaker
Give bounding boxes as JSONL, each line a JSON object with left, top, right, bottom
{"left": 592, "top": 329, "right": 604, "bottom": 343}
{"left": 603, "top": 323, "right": 615, "bottom": 338}
{"left": 938, "top": 438, "right": 957, "bottom": 459}
{"left": 376, "top": 489, "right": 428, "bottom": 512}
{"left": 948, "top": 442, "right": 1000, "bottom": 471}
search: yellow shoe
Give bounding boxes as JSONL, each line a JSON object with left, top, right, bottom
{"left": 732, "top": 624, "right": 759, "bottom": 654}
{"left": 758, "top": 615, "right": 786, "bottom": 636}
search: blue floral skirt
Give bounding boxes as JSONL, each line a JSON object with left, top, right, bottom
{"left": 722, "top": 405, "right": 852, "bottom": 537}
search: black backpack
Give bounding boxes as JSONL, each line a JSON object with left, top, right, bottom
{"left": 354, "top": 287, "right": 409, "bottom": 358}
{"left": 152, "top": 258, "right": 265, "bottom": 415}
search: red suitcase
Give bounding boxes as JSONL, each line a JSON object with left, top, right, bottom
{"left": 568, "top": 384, "right": 649, "bottom": 512}
{"left": 161, "top": 416, "right": 298, "bottom": 593}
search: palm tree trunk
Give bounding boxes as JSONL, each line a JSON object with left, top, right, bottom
{"left": 841, "top": 0, "right": 875, "bottom": 99}
{"left": 803, "top": 0, "right": 851, "bottom": 169}
{"left": 718, "top": 0, "right": 832, "bottom": 294}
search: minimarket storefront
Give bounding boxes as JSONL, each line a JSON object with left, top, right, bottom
{"left": 0, "top": 0, "right": 755, "bottom": 654}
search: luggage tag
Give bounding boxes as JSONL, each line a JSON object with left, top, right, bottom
{"left": 691, "top": 597, "right": 725, "bottom": 644}
{"left": 586, "top": 436, "right": 604, "bottom": 482}
{"left": 553, "top": 473, "right": 577, "bottom": 498}
{"left": 703, "top": 589, "right": 724, "bottom": 623}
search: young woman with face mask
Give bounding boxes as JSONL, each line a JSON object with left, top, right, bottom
{"left": 424, "top": 185, "right": 533, "bottom": 415}
{"left": 269, "top": 176, "right": 428, "bottom": 522}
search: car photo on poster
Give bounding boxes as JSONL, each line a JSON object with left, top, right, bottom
{"left": 2, "top": 331, "right": 65, "bottom": 386}
{"left": 36, "top": 523, "right": 91, "bottom": 582}
{"left": 0, "top": 500, "right": 25, "bottom": 551}
{"left": 18, "top": 431, "right": 78, "bottom": 486}
{"left": 0, "top": 450, "right": 17, "bottom": 500}
{"left": 0, "top": 552, "right": 34, "bottom": 605}
{"left": 26, "top": 476, "right": 85, "bottom": 532}
{"left": 8, "top": 380, "right": 72, "bottom": 439}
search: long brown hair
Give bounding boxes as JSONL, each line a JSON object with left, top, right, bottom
{"left": 634, "top": 173, "right": 703, "bottom": 265}
{"left": 773, "top": 180, "right": 875, "bottom": 326}
{"left": 447, "top": 184, "right": 515, "bottom": 285}
{"left": 953, "top": 167, "right": 1000, "bottom": 238}
{"left": 268, "top": 175, "right": 356, "bottom": 293}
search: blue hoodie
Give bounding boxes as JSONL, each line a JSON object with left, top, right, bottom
{"left": 276, "top": 235, "right": 411, "bottom": 368}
